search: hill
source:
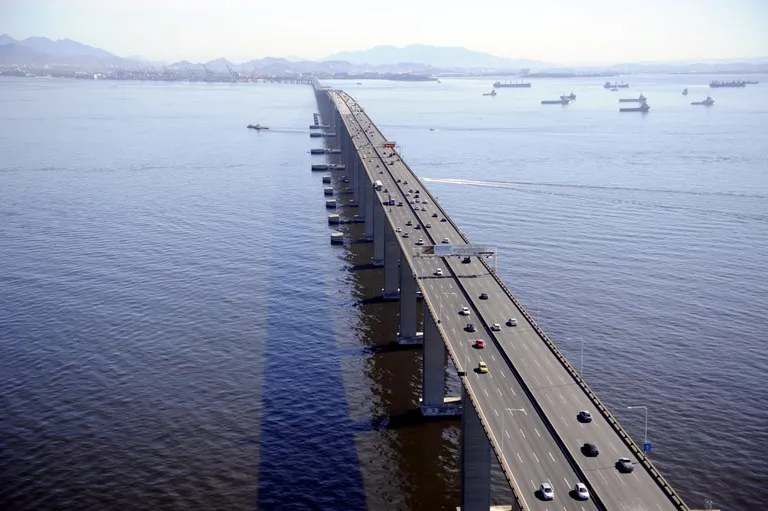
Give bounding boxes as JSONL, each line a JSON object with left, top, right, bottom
{"left": 325, "top": 44, "right": 546, "bottom": 69}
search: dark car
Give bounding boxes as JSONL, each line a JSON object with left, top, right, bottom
{"left": 432, "top": 213, "right": 438, "bottom": 218}
{"left": 616, "top": 457, "right": 635, "bottom": 473}
{"left": 479, "top": 292, "right": 488, "bottom": 300}
{"left": 578, "top": 410, "right": 593, "bottom": 423}
{"left": 462, "top": 256, "right": 471, "bottom": 263}
{"left": 440, "top": 217, "right": 447, "bottom": 222}
{"left": 465, "top": 323, "right": 476, "bottom": 332}
{"left": 582, "top": 443, "right": 599, "bottom": 457}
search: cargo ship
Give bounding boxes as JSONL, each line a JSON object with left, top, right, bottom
{"left": 541, "top": 98, "right": 570, "bottom": 105}
{"left": 709, "top": 80, "right": 746, "bottom": 88}
{"left": 691, "top": 96, "right": 715, "bottom": 106}
{"left": 561, "top": 92, "right": 576, "bottom": 100}
{"left": 493, "top": 81, "right": 532, "bottom": 88}
{"left": 620, "top": 98, "right": 650, "bottom": 112}
{"left": 619, "top": 94, "right": 647, "bottom": 103}
{"left": 604, "top": 81, "right": 630, "bottom": 89}
{"left": 247, "top": 124, "right": 269, "bottom": 130}
{"left": 482, "top": 89, "right": 497, "bottom": 96}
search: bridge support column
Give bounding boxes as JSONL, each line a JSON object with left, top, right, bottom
{"left": 460, "top": 386, "right": 492, "bottom": 511}
{"left": 356, "top": 155, "right": 365, "bottom": 208}
{"left": 382, "top": 225, "right": 400, "bottom": 300}
{"left": 397, "top": 266, "right": 422, "bottom": 344}
{"left": 372, "top": 202, "right": 385, "bottom": 266}
{"left": 420, "top": 312, "right": 462, "bottom": 416}
{"left": 363, "top": 177, "right": 374, "bottom": 241}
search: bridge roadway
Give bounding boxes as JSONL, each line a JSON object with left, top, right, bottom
{"left": 329, "top": 89, "right": 687, "bottom": 511}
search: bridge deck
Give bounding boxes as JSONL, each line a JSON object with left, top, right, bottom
{"left": 327, "top": 88, "right": 687, "bottom": 511}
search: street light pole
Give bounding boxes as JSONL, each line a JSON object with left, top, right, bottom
{"left": 578, "top": 335, "right": 584, "bottom": 376}
{"left": 501, "top": 408, "right": 525, "bottom": 470}
{"left": 627, "top": 405, "right": 648, "bottom": 445}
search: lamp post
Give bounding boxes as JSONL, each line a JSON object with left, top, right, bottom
{"left": 567, "top": 336, "right": 585, "bottom": 376}
{"left": 626, "top": 405, "right": 648, "bottom": 446}
{"left": 501, "top": 408, "right": 525, "bottom": 469}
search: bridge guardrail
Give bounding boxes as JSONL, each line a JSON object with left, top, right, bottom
{"left": 330, "top": 90, "right": 688, "bottom": 510}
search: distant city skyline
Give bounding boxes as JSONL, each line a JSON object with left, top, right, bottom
{"left": 2, "top": 0, "right": 767, "bottom": 66}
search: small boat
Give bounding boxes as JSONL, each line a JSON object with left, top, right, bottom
{"left": 247, "top": 124, "right": 269, "bottom": 130}
{"left": 691, "top": 96, "right": 715, "bottom": 106}
{"left": 482, "top": 89, "right": 497, "bottom": 96}
{"left": 620, "top": 99, "right": 650, "bottom": 112}
{"left": 619, "top": 94, "right": 647, "bottom": 103}
{"left": 562, "top": 92, "right": 576, "bottom": 100}
{"left": 745, "top": 80, "right": 759, "bottom": 85}
{"left": 682, "top": 88, "right": 689, "bottom": 96}
{"left": 542, "top": 98, "right": 570, "bottom": 105}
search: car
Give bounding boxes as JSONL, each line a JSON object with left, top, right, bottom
{"left": 583, "top": 443, "right": 599, "bottom": 457}
{"left": 473, "top": 339, "right": 485, "bottom": 349}
{"left": 491, "top": 323, "right": 501, "bottom": 331}
{"left": 403, "top": 232, "right": 410, "bottom": 238}
{"left": 616, "top": 457, "right": 635, "bottom": 473}
{"left": 465, "top": 323, "right": 476, "bottom": 332}
{"left": 506, "top": 318, "right": 518, "bottom": 327}
{"left": 462, "top": 256, "right": 471, "bottom": 263}
{"left": 574, "top": 483, "right": 589, "bottom": 501}
{"left": 414, "top": 198, "right": 420, "bottom": 203}
{"left": 415, "top": 224, "right": 422, "bottom": 230}
{"left": 432, "top": 213, "right": 438, "bottom": 218}
{"left": 435, "top": 268, "right": 443, "bottom": 276}
{"left": 477, "top": 361, "right": 488, "bottom": 373}
{"left": 395, "top": 227, "right": 402, "bottom": 232}
{"left": 440, "top": 217, "right": 447, "bottom": 222}
{"left": 540, "top": 483, "right": 554, "bottom": 501}
{"left": 416, "top": 239, "right": 424, "bottom": 246}
{"left": 421, "top": 207, "right": 427, "bottom": 211}
{"left": 397, "top": 201, "right": 403, "bottom": 206}
{"left": 425, "top": 223, "right": 432, "bottom": 228}
{"left": 459, "top": 306, "right": 470, "bottom": 316}
{"left": 441, "top": 238, "right": 450, "bottom": 244}
{"left": 383, "top": 188, "right": 388, "bottom": 193}
{"left": 406, "top": 220, "right": 413, "bottom": 226}
{"left": 410, "top": 200, "right": 416, "bottom": 204}
{"left": 422, "top": 200, "right": 428, "bottom": 204}
{"left": 408, "top": 189, "right": 413, "bottom": 193}
{"left": 397, "top": 178, "right": 402, "bottom": 183}
{"left": 578, "top": 410, "right": 593, "bottom": 423}
{"left": 479, "top": 292, "right": 488, "bottom": 300}
{"left": 403, "top": 180, "right": 408, "bottom": 185}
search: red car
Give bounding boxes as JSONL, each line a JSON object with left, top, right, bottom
{"left": 473, "top": 339, "right": 485, "bottom": 349}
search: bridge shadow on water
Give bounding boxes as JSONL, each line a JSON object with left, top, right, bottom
{"left": 350, "top": 408, "right": 460, "bottom": 435}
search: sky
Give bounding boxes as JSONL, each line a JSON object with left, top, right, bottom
{"left": 1, "top": 0, "right": 767, "bottom": 65}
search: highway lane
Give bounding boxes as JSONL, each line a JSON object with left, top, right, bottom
{"left": 333, "top": 91, "right": 685, "bottom": 511}
{"left": 336, "top": 94, "right": 600, "bottom": 510}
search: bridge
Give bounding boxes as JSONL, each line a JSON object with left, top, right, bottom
{"left": 310, "top": 78, "right": 690, "bottom": 511}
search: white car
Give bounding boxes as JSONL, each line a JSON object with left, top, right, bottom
{"left": 435, "top": 268, "right": 443, "bottom": 276}
{"left": 506, "top": 318, "right": 518, "bottom": 327}
{"left": 491, "top": 323, "right": 501, "bottom": 331}
{"left": 575, "top": 483, "right": 589, "bottom": 500}
{"left": 395, "top": 227, "right": 402, "bottom": 232}
{"left": 416, "top": 239, "right": 424, "bottom": 246}
{"left": 540, "top": 482, "right": 554, "bottom": 501}
{"left": 459, "top": 306, "right": 470, "bottom": 316}
{"left": 441, "top": 238, "right": 450, "bottom": 244}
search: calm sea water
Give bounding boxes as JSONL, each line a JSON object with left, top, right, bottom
{"left": 1, "top": 75, "right": 766, "bottom": 511}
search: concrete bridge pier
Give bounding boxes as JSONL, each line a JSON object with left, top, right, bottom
{"left": 372, "top": 202, "right": 385, "bottom": 267}
{"left": 397, "top": 267, "right": 422, "bottom": 344}
{"left": 363, "top": 181, "right": 374, "bottom": 241}
{"left": 420, "top": 312, "right": 462, "bottom": 416}
{"left": 382, "top": 225, "right": 400, "bottom": 300}
{"left": 460, "top": 387, "right": 492, "bottom": 511}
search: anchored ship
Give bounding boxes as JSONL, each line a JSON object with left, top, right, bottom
{"left": 493, "top": 81, "right": 532, "bottom": 88}
{"left": 691, "top": 96, "right": 715, "bottom": 106}
{"left": 709, "top": 80, "right": 746, "bottom": 88}
{"left": 604, "top": 81, "right": 630, "bottom": 89}
{"left": 247, "top": 124, "right": 269, "bottom": 130}
{"left": 619, "top": 94, "right": 647, "bottom": 103}
{"left": 542, "top": 98, "right": 570, "bottom": 105}
{"left": 620, "top": 98, "right": 650, "bottom": 112}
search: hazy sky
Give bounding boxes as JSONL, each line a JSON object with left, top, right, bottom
{"left": 2, "top": 0, "right": 767, "bottom": 65}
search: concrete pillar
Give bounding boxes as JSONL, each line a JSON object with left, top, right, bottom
{"left": 460, "top": 386, "right": 492, "bottom": 511}
{"left": 372, "top": 202, "right": 385, "bottom": 266}
{"left": 355, "top": 156, "right": 365, "bottom": 205}
{"left": 398, "top": 265, "right": 422, "bottom": 344}
{"left": 382, "top": 224, "right": 400, "bottom": 300}
{"left": 364, "top": 180, "right": 374, "bottom": 241}
{"left": 422, "top": 312, "right": 445, "bottom": 406}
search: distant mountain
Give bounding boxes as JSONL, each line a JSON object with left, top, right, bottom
{"left": 0, "top": 35, "right": 129, "bottom": 66}
{"left": 0, "top": 34, "right": 17, "bottom": 46}
{"left": 0, "top": 43, "right": 50, "bottom": 65}
{"left": 325, "top": 44, "right": 546, "bottom": 69}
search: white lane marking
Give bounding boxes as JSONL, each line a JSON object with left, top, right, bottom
{"left": 534, "top": 359, "right": 541, "bottom": 367}
{"left": 530, "top": 480, "right": 535, "bottom": 489}
{"left": 519, "top": 428, "right": 526, "bottom": 438}
{"left": 559, "top": 393, "right": 567, "bottom": 403}
{"left": 548, "top": 451, "right": 556, "bottom": 462}
{"left": 491, "top": 355, "right": 496, "bottom": 361}
{"left": 563, "top": 477, "right": 569, "bottom": 487}
{"left": 494, "top": 409, "right": 499, "bottom": 417}
{"left": 534, "top": 428, "right": 541, "bottom": 437}
{"left": 560, "top": 416, "right": 568, "bottom": 427}
{"left": 546, "top": 375, "right": 553, "bottom": 385}
{"left": 534, "top": 375, "right": 541, "bottom": 385}
{"left": 615, "top": 471, "right": 626, "bottom": 486}
{"left": 517, "top": 453, "right": 523, "bottom": 463}
{"left": 505, "top": 430, "right": 510, "bottom": 438}
{"left": 501, "top": 372, "right": 506, "bottom": 378}
{"left": 656, "top": 505, "right": 663, "bottom": 511}
{"left": 483, "top": 388, "right": 489, "bottom": 396}
{"left": 497, "top": 388, "right": 503, "bottom": 396}
{"left": 546, "top": 395, "right": 553, "bottom": 403}
{"left": 599, "top": 471, "right": 608, "bottom": 484}
{"left": 532, "top": 452, "right": 540, "bottom": 463}
{"left": 510, "top": 387, "right": 517, "bottom": 396}
{"left": 522, "top": 359, "right": 529, "bottom": 366}
{"left": 609, "top": 441, "right": 618, "bottom": 452}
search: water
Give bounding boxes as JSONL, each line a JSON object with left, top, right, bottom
{"left": 1, "top": 75, "right": 766, "bottom": 510}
